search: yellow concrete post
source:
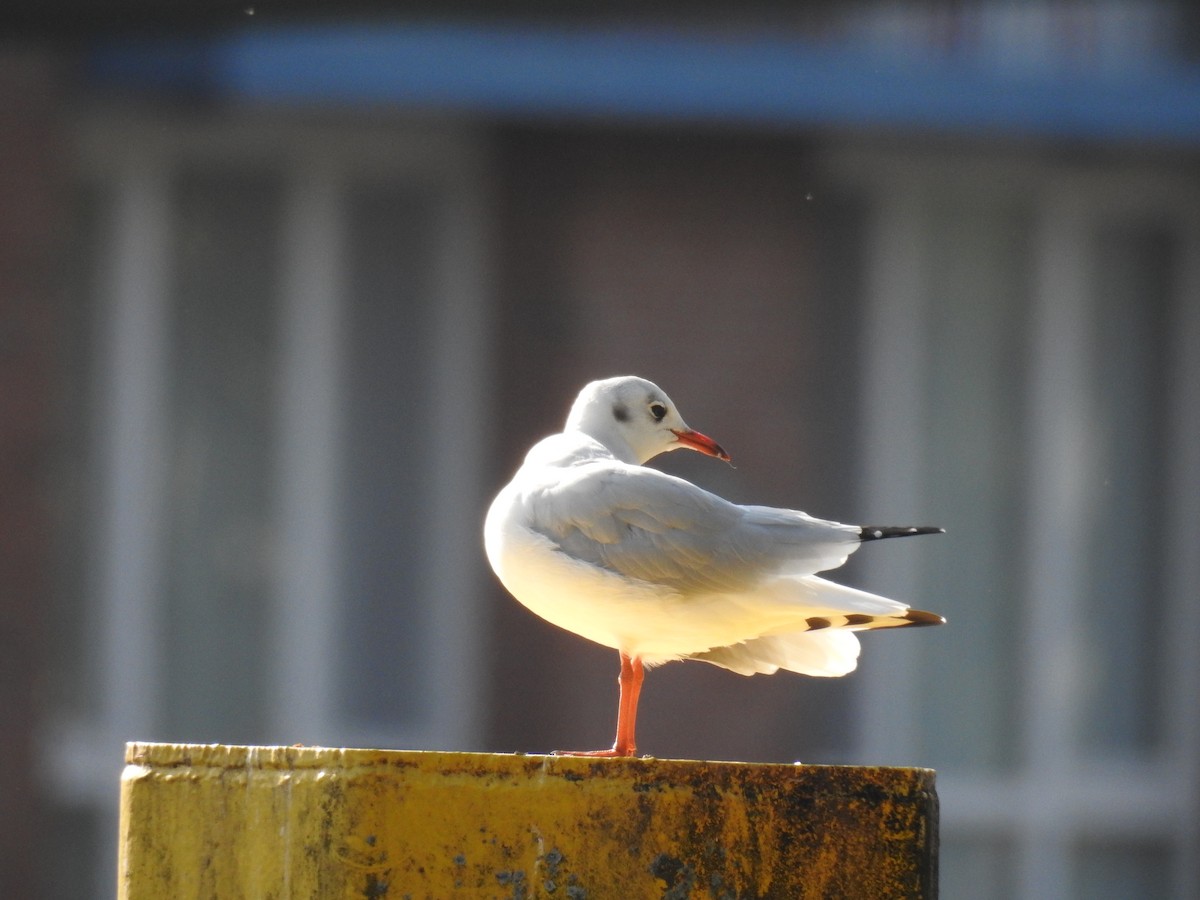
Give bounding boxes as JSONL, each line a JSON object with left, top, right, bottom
{"left": 119, "top": 742, "right": 937, "bottom": 898}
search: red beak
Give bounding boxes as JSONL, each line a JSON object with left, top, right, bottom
{"left": 671, "top": 428, "right": 731, "bottom": 462}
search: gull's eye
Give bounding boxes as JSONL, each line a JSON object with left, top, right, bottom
{"left": 649, "top": 402, "right": 668, "bottom": 422}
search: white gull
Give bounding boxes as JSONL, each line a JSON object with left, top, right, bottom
{"left": 484, "top": 375, "right": 944, "bottom": 756}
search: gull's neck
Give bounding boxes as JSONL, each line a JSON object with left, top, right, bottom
{"left": 568, "top": 421, "right": 641, "bottom": 465}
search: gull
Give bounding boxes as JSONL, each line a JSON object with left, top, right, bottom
{"left": 484, "top": 375, "right": 944, "bottom": 757}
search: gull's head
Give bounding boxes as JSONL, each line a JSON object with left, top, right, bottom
{"left": 564, "top": 376, "right": 730, "bottom": 465}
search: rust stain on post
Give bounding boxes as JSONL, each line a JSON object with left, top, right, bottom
{"left": 119, "top": 742, "right": 937, "bottom": 898}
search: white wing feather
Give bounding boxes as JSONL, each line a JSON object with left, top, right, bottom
{"left": 691, "top": 630, "right": 862, "bottom": 677}
{"left": 527, "top": 459, "right": 863, "bottom": 595}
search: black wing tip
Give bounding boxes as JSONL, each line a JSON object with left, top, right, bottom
{"left": 859, "top": 525, "right": 945, "bottom": 542}
{"left": 805, "top": 610, "right": 946, "bottom": 631}
{"left": 903, "top": 608, "right": 947, "bottom": 627}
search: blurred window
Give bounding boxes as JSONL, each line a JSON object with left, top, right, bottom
{"left": 44, "top": 115, "right": 489, "bottom": 896}
{"left": 846, "top": 154, "right": 1200, "bottom": 900}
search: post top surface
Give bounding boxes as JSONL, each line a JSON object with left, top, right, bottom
{"left": 124, "top": 741, "right": 935, "bottom": 788}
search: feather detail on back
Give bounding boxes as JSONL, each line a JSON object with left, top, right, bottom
{"left": 524, "top": 451, "right": 865, "bottom": 595}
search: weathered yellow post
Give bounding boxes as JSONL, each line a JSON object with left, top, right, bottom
{"left": 119, "top": 742, "right": 937, "bottom": 898}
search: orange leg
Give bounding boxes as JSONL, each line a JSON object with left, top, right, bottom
{"left": 555, "top": 652, "right": 644, "bottom": 757}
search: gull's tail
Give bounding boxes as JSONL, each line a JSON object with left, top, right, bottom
{"left": 687, "top": 575, "right": 945, "bottom": 677}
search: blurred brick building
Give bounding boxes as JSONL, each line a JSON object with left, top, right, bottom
{"left": 3, "top": 3, "right": 1200, "bottom": 898}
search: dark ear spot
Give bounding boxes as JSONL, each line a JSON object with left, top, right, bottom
{"left": 612, "top": 403, "right": 630, "bottom": 423}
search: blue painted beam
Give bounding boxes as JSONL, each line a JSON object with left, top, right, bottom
{"left": 88, "top": 22, "right": 1200, "bottom": 143}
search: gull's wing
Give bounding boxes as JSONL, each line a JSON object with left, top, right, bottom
{"left": 526, "top": 461, "right": 863, "bottom": 595}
